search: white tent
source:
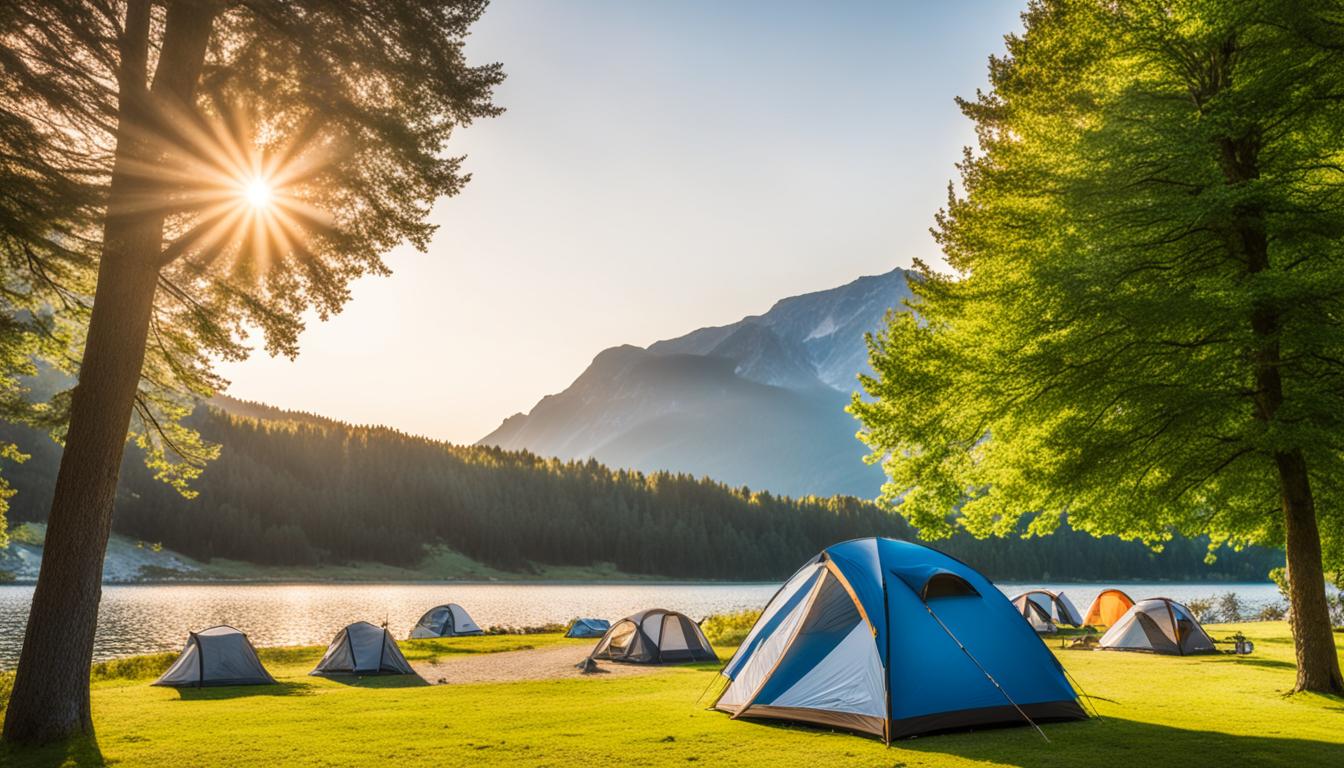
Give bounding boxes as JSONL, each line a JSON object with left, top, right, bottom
{"left": 311, "top": 621, "right": 415, "bottom": 675}
{"left": 152, "top": 626, "right": 276, "bottom": 687}
{"left": 1010, "top": 589, "right": 1083, "bottom": 632}
{"left": 589, "top": 609, "right": 717, "bottom": 664}
{"left": 1099, "top": 597, "right": 1217, "bottom": 655}
{"left": 409, "top": 603, "right": 483, "bottom": 638}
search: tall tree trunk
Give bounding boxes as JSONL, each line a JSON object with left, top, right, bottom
{"left": 1, "top": 221, "right": 163, "bottom": 744}
{"left": 1277, "top": 451, "right": 1344, "bottom": 693}
{"left": 1219, "top": 128, "right": 1344, "bottom": 695}
{"left": 2, "top": 2, "right": 216, "bottom": 745}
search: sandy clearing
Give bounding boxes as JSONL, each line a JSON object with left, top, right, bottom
{"left": 413, "top": 644, "right": 668, "bottom": 684}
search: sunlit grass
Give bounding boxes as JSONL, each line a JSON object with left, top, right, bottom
{"left": 2, "top": 621, "right": 1341, "bottom": 767}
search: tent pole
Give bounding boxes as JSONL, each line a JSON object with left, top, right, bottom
{"left": 922, "top": 604, "right": 1050, "bottom": 743}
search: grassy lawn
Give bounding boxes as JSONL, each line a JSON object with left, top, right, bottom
{"left": 3, "top": 622, "right": 1342, "bottom": 767}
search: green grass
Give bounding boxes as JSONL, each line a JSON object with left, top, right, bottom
{"left": 3, "top": 622, "right": 1342, "bottom": 767}
{"left": 701, "top": 609, "right": 761, "bottom": 646}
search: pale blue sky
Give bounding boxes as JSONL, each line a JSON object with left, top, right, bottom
{"left": 217, "top": 1, "right": 1025, "bottom": 442}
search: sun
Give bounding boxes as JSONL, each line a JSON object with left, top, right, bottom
{"left": 242, "top": 177, "right": 274, "bottom": 210}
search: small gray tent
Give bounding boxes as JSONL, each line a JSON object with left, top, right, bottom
{"left": 152, "top": 626, "right": 276, "bottom": 687}
{"left": 409, "top": 603, "right": 483, "bottom": 638}
{"left": 589, "top": 609, "right": 716, "bottom": 664}
{"left": 1098, "top": 597, "right": 1217, "bottom": 656}
{"left": 566, "top": 618, "right": 611, "bottom": 638}
{"left": 311, "top": 621, "right": 415, "bottom": 675}
{"left": 1010, "top": 589, "right": 1084, "bottom": 634}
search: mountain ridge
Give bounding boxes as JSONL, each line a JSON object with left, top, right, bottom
{"left": 479, "top": 268, "right": 914, "bottom": 497}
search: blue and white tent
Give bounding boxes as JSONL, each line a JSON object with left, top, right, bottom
{"left": 714, "top": 538, "right": 1087, "bottom": 741}
{"left": 565, "top": 618, "right": 611, "bottom": 638}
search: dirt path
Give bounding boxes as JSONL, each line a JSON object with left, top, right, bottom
{"left": 413, "top": 644, "right": 665, "bottom": 685}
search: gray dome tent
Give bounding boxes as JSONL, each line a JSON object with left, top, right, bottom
{"left": 589, "top": 609, "right": 716, "bottom": 664}
{"left": 409, "top": 603, "right": 483, "bottom": 638}
{"left": 1099, "top": 597, "right": 1217, "bottom": 655}
{"left": 565, "top": 618, "right": 611, "bottom": 638}
{"left": 152, "top": 626, "right": 276, "bottom": 687}
{"left": 311, "top": 621, "right": 416, "bottom": 675}
{"left": 1010, "top": 590, "right": 1083, "bottom": 633}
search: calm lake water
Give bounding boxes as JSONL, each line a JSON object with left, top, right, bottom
{"left": 0, "top": 581, "right": 1281, "bottom": 669}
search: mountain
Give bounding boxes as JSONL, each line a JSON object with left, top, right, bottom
{"left": 479, "top": 268, "right": 914, "bottom": 498}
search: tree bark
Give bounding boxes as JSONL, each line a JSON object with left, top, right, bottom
{"left": 1278, "top": 451, "right": 1344, "bottom": 693}
{"left": 1218, "top": 129, "right": 1344, "bottom": 695}
{"left": 2, "top": 1, "right": 216, "bottom": 745}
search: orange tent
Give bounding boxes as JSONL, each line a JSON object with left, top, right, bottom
{"left": 1083, "top": 589, "right": 1135, "bottom": 627}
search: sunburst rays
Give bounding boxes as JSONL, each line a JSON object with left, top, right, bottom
{"left": 111, "top": 95, "right": 334, "bottom": 279}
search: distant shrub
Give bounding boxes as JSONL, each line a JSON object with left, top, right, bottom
{"left": 90, "top": 652, "right": 177, "bottom": 682}
{"left": 135, "top": 564, "right": 193, "bottom": 581}
{"left": 1185, "top": 597, "right": 1214, "bottom": 623}
{"left": 1269, "top": 567, "right": 1289, "bottom": 601}
{"left": 10, "top": 523, "right": 44, "bottom": 547}
{"left": 0, "top": 569, "right": 16, "bottom": 583}
{"left": 484, "top": 624, "right": 566, "bottom": 636}
{"left": 702, "top": 610, "right": 761, "bottom": 647}
{"left": 0, "top": 670, "right": 11, "bottom": 722}
{"left": 1330, "top": 594, "right": 1344, "bottom": 629}
{"left": 1214, "top": 592, "right": 1244, "bottom": 623}
{"left": 1256, "top": 602, "right": 1287, "bottom": 622}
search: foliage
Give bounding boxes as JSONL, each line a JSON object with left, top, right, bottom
{"left": 6, "top": 524, "right": 41, "bottom": 547}
{"left": 1186, "top": 598, "right": 1215, "bottom": 623}
{"left": 0, "top": 405, "right": 1285, "bottom": 581}
{"left": 1, "top": 623, "right": 1341, "bottom": 767}
{"left": 1216, "top": 592, "right": 1246, "bottom": 624}
{"left": 1257, "top": 602, "right": 1288, "bottom": 622}
{"left": 853, "top": 0, "right": 1344, "bottom": 565}
{"left": 0, "top": 670, "right": 9, "bottom": 722}
{"left": 483, "top": 624, "right": 568, "bottom": 636}
{"left": 0, "top": 0, "right": 506, "bottom": 539}
{"left": 701, "top": 610, "right": 762, "bottom": 647}
{"left": 89, "top": 653, "right": 178, "bottom": 684}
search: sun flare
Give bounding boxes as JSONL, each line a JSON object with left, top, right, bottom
{"left": 242, "top": 177, "right": 274, "bottom": 210}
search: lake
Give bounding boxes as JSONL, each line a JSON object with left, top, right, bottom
{"left": 0, "top": 581, "right": 1282, "bottom": 669}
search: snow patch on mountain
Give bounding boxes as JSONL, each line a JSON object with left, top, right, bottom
{"left": 804, "top": 315, "right": 838, "bottom": 340}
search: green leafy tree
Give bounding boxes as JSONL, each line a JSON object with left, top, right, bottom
{"left": 0, "top": 0, "right": 502, "bottom": 744}
{"left": 853, "top": 0, "right": 1344, "bottom": 694}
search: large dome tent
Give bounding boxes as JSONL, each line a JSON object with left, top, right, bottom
{"left": 1082, "top": 589, "right": 1135, "bottom": 627}
{"left": 409, "top": 603, "right": 484, "bottom": 638}
{"left": 1098, "top": 597, "right": 1217, "bottom": 655}
{"left": 589, "top": 609, "right": 716, "bottom": 663}
{"left": 714, "top": 538, "right": 1086, "bottom": 741}
{"left": 152, "top": 626, "right": 276, "bottom": 688}
{"left": 311, "top": 621, "right": 416, "bottom": 676}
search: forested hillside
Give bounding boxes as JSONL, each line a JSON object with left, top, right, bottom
{"left": 0, "top": 404, "right": 1281, "bottom": 581}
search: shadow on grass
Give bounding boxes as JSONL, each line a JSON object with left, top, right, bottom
{"left": 174, "top": 680, "right": 315, "bottom": 700}
{"left": 1, "top": 732, "right": 105, "bottom": 768}
{"left": 1208, "top": 656, "right": 1297, "bottom": 672}
{"left": 314, "top": 673, "right": 429, "bottom": 689}
{"left": 896, "top": 716, "right": 1344, "bottom": 768}
{"left": 721, "top": 710, "right": 1343, "bottom": 767}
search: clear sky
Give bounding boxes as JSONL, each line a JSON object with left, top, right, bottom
{"left": 215, "top": 0, "right": 1025, "bottom": 443}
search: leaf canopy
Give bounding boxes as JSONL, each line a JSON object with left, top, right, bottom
{"left": 853, "top": 0, "right": 1344, "bottom": 569}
